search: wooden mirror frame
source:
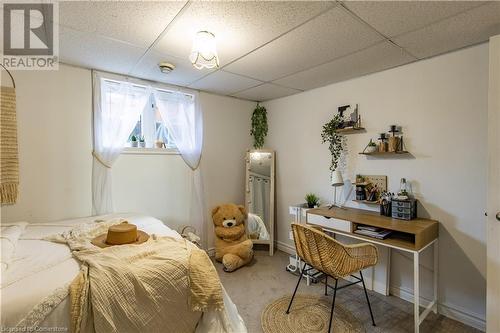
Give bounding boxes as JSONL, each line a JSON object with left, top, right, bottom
{"left": 245, "top": 149, "right": 275, "bottom": 256}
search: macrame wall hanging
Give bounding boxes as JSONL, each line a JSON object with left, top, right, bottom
{"left": 0, "top": 64, "right": 19, "bottom": 204}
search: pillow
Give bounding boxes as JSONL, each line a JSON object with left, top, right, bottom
{"left": 1, "top": 222, "right": 28, "bottom": 272}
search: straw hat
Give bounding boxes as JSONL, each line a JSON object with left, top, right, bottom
{"left": 91, "top": 222, "right": 149, "bottom": 248}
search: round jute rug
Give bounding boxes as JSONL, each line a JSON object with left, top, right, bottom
{"left": 261, "top": 294, "right": 365, "bottom": 333}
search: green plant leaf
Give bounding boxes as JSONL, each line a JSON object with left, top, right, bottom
{"left": 321, "top": 113, "right": 346, "bottom": 171}
{"left": 305, "top": 193, "right": 320, "bottom": 206}
{"left": 250, "top": 103, "right": 268, "bottom": 149}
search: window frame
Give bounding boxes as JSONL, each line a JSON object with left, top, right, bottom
{"left": 96, "top": 71, "right": 196, "bottom": 156}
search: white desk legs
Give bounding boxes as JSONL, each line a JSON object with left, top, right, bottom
{"left": 413, "top": 251, "right": 420, "bottom": 333}
{"left": 414, "top": 239, "right": 439, "bottom": 333}
{"left": 433, "top": 240, "right": 439, "bottom": 314}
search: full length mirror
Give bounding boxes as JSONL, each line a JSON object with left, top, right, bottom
{"left": 245, "top": 150, "right": 275, "bottom": 255}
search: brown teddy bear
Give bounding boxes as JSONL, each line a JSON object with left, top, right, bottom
{"left": 212, "top": 203, "right": 254, "bottom": 272}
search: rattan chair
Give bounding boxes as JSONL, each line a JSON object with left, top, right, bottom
{"left": 286, "top": 223, "right": 379, "bottom": 332}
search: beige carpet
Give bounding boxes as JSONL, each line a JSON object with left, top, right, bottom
{"left": 215, "top": 250, "right": 481, "bottom": 333}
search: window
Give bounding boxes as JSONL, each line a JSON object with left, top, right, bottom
{"left": 126, "top": 95, "right": 176, "bottom": 149}
{"left": 99, "top": 77, "right": 191, "bottom": 152}
{"left": 97, "top": 73, "right": 197, "bottom": 156}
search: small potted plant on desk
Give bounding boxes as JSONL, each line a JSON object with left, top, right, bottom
{"left": 130, "top": 135, "right": 138, "bottom": 147}
{"left": 305, "top": 193, "right": 320, "bottom": 208}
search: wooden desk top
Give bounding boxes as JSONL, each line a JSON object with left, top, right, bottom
{"left": 307, "top": 206, "right": 439, "bottom": 251}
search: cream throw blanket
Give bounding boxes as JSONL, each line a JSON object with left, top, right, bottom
{"left": 52, "top": 221, "right": 224, "bottom": 333}
{"left": 0, "top": 86, "right": 19, "bottom": 204}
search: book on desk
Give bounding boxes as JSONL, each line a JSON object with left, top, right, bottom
{"left": 354, "top": 225, "right": 392, "bottom": 239}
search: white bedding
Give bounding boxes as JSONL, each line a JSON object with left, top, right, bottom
{"left": 0, "top": 214, "right": 246, "bottom": 332}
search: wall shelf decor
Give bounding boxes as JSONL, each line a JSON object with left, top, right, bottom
{"left": 354, "top": 175, "right": 387, "bottom": 203}
{"left": 360, "top": 124, "right": 410, "bottom": 156}
{"left": 335, "top": 127, "right": 366, "bottom": 134}
{"left": 359, "top": 151, "right": 410, "bottom": 156}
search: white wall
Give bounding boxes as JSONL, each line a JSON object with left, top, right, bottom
{"left": 1, "top": 64, "right": 255, "bottom": 250}
{"left": 264, "top": 44, "right": 488, "bottom": 328}
{"left": 112, "top": 153, "right": 192, "bottom": 229}
{"left": 199, "top": 92, "right": 254, "bottom": 246}
{"left": 1, "top": 65, "right": 93, "bottom": 222}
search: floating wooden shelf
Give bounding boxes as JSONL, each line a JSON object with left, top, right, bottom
{"left": 335, "top": 127, "right": 365, "bottom": 134}
{"left": 359, "top": 151, "right": 410, "bottom": 156}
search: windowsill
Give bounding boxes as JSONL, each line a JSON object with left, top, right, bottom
{"left": 122, "top": 147, "right": 180, "bottom": 155}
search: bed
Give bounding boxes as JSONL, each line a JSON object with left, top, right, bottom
{"left": 0, "top": 214, "right": 246, "bottom": 332}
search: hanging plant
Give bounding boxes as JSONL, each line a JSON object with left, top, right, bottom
{"left": 321, "top": 113, "right": 346, "bottom": 171}
{"left": 250, "top": 103, "right": 268, "bottom": 149}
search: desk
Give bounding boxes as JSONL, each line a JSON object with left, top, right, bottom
{"left": 306, "top": 206, "right": 439, "bottom": 333}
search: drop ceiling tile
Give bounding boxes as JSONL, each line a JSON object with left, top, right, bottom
{"left": 232, "top": 83, "right": 301, "bottom": 102}
{"left": 189, "top": 71, "right": 262, "bottom": 95}
{"left": 59, "top": 1, "right": 187, "bottom": 48}
{"left": 344, "top": 1, "right": 484, "bottom": 38}
{"left": 225, "top": 7, "right": 384, "bottom": 82}
{"left": 274, "top": 41, "right": 416, "bottom": 91}
{"left": 130, "top": 50, "right": 214, "bottom": 87}
{"left": 393, "top": 2, "right": 500, "bottom": 59}
{"left": 59, "top": 26, "right": 145, "bottom": 75}
{"left": 155, "top": 1, "right": 333, "bottom": 67}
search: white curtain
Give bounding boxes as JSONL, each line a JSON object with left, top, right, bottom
{"left": 248, "top": 174, "right": 270, "bottom": 227}
{"left": 92, "top": 72, "right": 151, "bottom": 214}
{"left": 153, "top": 89, "right": 206, "bottom": 248}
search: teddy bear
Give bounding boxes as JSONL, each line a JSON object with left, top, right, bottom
{"left": 212, "top": 203, "right": 254, "bottom": 272}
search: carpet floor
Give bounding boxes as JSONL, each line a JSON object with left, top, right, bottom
{"left": 215, "top": 250, "right": 481, "bottom": 333}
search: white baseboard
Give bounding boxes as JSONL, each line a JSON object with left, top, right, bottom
{"left": 277, "top": 241, "right": 296, "bottom": 255}
{"left": 438, "top": 302, "right": 485, "bottom": 332}
{"left": 207, "top": 247, "right": 215, "bottom": 257}
{"left": 389, "top": 285, "right": 433, "bottom": 308}
{"left": 389, "top": 286, "right": 486, "bottom": 332}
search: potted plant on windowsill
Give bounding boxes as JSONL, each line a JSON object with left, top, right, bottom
{"left": 139, "top": 136, "right": 146, "bottom": 148}
{"left": 305, "top": 193, "right": 320, "bottom": 208}
{"left": 130, "top": 135, "right": 138, "bottom": 148}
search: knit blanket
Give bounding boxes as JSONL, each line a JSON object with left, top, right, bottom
{"left": 51, "top": 221, "right": 224, "bottom": 333}
{"left": 0, "top": 86, "right": 19, "bottom": 204}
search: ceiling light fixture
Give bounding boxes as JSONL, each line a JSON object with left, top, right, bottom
{"left": 189, "top": 30, "right": 219, "bottom": 70}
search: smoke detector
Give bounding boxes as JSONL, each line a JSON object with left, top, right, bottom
{"left": 159, "top": 62, "right": 175, "bottom": 74}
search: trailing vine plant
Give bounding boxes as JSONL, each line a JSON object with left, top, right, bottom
{"left": 321, "top": 113, "right": 347, "bottom": 171}
{"left": 250, "top": 103, "right": 268, "bottom": 149}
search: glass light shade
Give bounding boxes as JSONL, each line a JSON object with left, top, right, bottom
{"left": 189, "top": 31, "right": 219, "bottom": 70}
